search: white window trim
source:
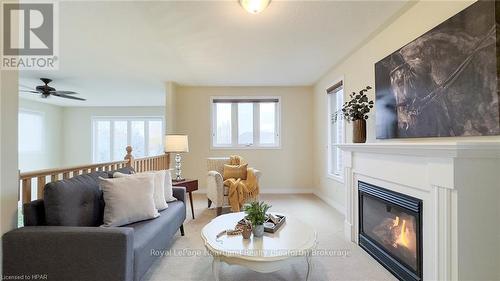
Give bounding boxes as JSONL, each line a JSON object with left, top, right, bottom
{"left": 326, "top": 78, "right": 345, "bottom": 183}
{"left": 19, "top": 108, "right": 45, "bottom": 154}
{"left": 91, "top": 116, "right": 165, "bottom": 162}
{"left": 210, "top": 96, "right": 282, "bottom": 150}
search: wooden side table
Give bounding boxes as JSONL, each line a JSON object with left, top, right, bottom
{"left": 172, "top": 179, "right": 198, "bottom": 219}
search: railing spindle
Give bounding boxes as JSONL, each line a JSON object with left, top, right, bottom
{"left": 22, "top": 178, "right": 32, "bottom": 204}
{"left": 37, "top": 176, "right": 46, "bottom": 199}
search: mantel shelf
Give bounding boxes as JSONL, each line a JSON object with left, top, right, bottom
{"left": 335, "top": 141, "right": 500, "bottom": 158}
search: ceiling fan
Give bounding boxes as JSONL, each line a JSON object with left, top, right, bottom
{"left": 20, "top": 78, "right": 86, "bottom": 101}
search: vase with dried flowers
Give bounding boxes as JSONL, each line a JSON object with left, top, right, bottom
{"left": 333, "top": 86, "right": 374, "bottom": 143}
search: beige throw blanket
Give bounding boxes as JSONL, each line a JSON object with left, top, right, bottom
{"left": 223, "top": 155, "right": 259, "bottom": 212}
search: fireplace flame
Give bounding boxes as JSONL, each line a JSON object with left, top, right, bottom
{"left": 392, "top": 216, "right": 410, "bottom": 248}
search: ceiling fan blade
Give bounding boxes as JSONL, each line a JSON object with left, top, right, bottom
{"left": 50, "top": 90, "right": 78, "bottom": 95}
{"left": 51, "top": 93, "right": 86, "bottom": 101}
{"left": 19, "top": 90, "right": 41, "bottom": 94}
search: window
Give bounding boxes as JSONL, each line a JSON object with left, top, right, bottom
{"left": 19, "top": 110, "right": 44, "bottom": 153}
{"left": 327, "top": 81, "right": 344, "bottom": 180}
{"left": 92, "top": 117, "right": 164, "bottom": 162}
{"left": 212, "top": 97, "right": 280, "bottom": 148}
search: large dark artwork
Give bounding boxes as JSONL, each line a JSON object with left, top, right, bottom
{"left": 375, "top": 1, "right": 500, "bottom": 139}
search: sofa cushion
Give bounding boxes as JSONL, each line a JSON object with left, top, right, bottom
{"left": 164, "top": 169, "right": 177, "bottom": 202}
{"left": 99, "top": 174, "right": 159, "bottom": 227}
{"left": 114, "top": 171, "right": 169, "bottom": 211}
{"left": 44, "top": 172, "right": 109, "bottom": 226}
{"left": 127, "top": 200, "right": 186, "bottom": 281}
{"left": 107, "top": 166, "right": 135, "bottom": 178}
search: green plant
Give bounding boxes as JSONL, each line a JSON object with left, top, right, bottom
{"left": 333, "top": 86, "right": 374, "bottom": 123}
{"left": 243, "top": 201, "right": 271, "bottom": 226}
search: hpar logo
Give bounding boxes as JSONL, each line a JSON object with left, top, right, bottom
{"left": 1, "top": 2, "right": 59, "bottom": 70}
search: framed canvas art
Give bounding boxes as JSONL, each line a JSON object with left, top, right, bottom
{"left": 375, "top": 1, "right": 500, "bottom": 139}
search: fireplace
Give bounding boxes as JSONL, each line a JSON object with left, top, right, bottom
{"left": 358, "top": 181, "right": 423, "bottom": 281}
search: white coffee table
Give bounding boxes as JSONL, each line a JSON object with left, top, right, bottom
{"left": 201, "top": 212, "right": 317, "bottom": 281}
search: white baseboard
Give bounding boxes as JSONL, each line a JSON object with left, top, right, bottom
{"left": 261, "top": 188, "right": 313, "bottom": 194}
{"left": 195, "top": 187, "right": 313, "bottom": 194}
{"left": 313, "top": 190, "right": 346, "bottom": 215}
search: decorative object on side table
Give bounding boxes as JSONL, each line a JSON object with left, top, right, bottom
{"left": 243, "top": 201, "right": 271, "bottom": 237}
{"left": 165, "top": 134, "right": 189, "bottom": 181}
{"left": 172, "top": 179, "right": 198, "bottom": 219}
{"left": 333, "top": 86, "right": 374, "bottom": 143}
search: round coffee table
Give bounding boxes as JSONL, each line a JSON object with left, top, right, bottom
{"left": 201, "top": 212, "right": 317, "bottom": 281}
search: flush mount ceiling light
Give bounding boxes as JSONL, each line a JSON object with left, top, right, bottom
{"left": 239, "top": 0, "right": 271, "bottom": 14}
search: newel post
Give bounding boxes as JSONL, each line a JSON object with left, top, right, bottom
{"left": 125, "top": 146, "right": 134, "bottom": 167}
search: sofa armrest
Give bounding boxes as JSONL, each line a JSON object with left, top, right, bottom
{"left": 23, "top": 199, "right": 46, "bottom": 226}
{"left": 2, "top": 226, "right": 134, "bottom": 281}
{"left": 172, "top": 186, "right": 186, "bottom": 203}
{"left": 207, "top": 171, "right": 224, "bottom": 207}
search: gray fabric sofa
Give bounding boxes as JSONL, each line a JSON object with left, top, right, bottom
{"left": 2, "top": 168, "right": 186, "bottom": 281}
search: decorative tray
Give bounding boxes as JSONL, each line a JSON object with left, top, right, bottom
{"left": 238, "top": 214, "right": 286, "bottom": 233}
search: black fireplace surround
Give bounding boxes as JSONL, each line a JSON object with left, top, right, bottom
{"left": 358, "top": 181, "right": 423, "bottom": 281}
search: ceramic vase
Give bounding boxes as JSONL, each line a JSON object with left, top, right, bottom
{"left": 253, "top": 224, "right": 264, "bottom": 237}
{"left": 353, "top": 119, "right": 367, "bottom": 143}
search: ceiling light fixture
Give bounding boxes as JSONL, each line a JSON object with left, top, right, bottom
{"left": 239, "top": 0, "right": 271, "bottom": 14}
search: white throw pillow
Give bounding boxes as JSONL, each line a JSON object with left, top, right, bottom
{"left": 99, "top": 174, "right": 159, "bottom": 227}
{"left": 113, "top": 171, "right": 168, "bottom": 211}
{"left": 164, "top": 169, "right": 177, "bottom": 202}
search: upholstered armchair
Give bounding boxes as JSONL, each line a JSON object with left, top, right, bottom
{"left": 206, "top": 157, "right": 262, "bottom": 216}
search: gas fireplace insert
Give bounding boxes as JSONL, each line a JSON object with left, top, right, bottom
{"left": 358, "top": 181, "right": 423, "bottom": 281}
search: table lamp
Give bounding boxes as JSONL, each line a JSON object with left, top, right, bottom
{"left": 165, "top": 134, "right": 189, "bottom": 181}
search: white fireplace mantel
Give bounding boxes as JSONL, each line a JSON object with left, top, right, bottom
{"left": 337, "top": 141, "right": 500, "bottom": 158}
{"left": 337, "top": 141, "right": 500, "bottom": 281}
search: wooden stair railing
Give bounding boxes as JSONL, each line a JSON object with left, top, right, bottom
{"left": 19, "top": 146, "right": 170, "bottom": 204}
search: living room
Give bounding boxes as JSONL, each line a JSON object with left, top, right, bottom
{"left": 1, "top": 1, "right": 499, "bottom": 281}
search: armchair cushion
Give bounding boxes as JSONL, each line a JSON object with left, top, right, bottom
{"left": 223, "top": 164, "right": 248, "bottom": 180}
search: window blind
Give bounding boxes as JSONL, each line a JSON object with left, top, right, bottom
{"left": 326, "top": 81, "right": 343, "bottom": 94}
{"left": 212, "top": 98, "right": 279, "bottom": 103}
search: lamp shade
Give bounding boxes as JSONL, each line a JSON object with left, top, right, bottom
{"left": 165, "top": 135, "right": 189, "bottom": 153}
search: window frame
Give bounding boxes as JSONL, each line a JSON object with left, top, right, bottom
{"left": 91, "top": 116, "right": 165, "bottom": 162}
{"left": 210, "top": 96, "right": 281, "bottom": 150}
{"left": 326, "top": 79, "right": 345, "bottom": 183}
{"left": 18, "top": 109, "right": 45, "bottom": 154}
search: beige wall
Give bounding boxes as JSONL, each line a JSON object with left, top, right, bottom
{"left": 19, "top": 99, "right": 64, "bottom": 172}
{"left": 165, "top": 82, "right": 178, "bottom": 134}
{"left": 0, "top": 71, "right": 19, "bottom": 269}
{"left": 173, "top": 86, "right": 314, "bottom": 193}
{"left": 312, "top": 0, "right": 500, "bottom": 211}
{"left": 62, "top": 106, "right": 165, "bottom": 166}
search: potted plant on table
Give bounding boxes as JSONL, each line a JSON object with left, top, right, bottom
{"left": 243, "top": 201, "right": 271, "bottom": 238}
{"left": 333, "top": 86, "right": 374, "bottom": 143}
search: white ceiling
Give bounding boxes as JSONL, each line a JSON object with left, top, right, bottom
{"left": 20, "top": 1, "right": 409, "bottom": 107}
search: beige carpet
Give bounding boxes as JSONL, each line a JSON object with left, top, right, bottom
{"left": 143, "top": 194, "right": 397, "bottom": 281}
